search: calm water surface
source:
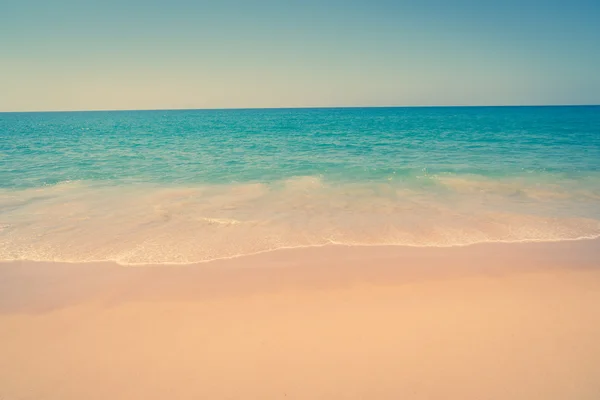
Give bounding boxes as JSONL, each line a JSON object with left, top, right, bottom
{"left": 1, "top": 106, "right": 599, "bottom": 264}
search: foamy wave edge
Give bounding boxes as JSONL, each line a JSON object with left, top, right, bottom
{"left": 2, "top": 234, "right": 600, "bottom": 267}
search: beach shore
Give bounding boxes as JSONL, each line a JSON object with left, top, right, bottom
{"left": 1, "top": 240, "right": 600, "bottom": 399}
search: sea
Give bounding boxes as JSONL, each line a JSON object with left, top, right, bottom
{"left": 1, "top": 106, "right": 599, "bottom": 264}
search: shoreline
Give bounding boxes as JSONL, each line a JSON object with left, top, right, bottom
{"left": 2, "top": 239, "right": 599, "bottom": 315}
{"left": 2, "top": 234, "right": 600, "bottom": 267}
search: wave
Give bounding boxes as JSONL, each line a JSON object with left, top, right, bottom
{"left": 1, "top": 176, "right": 600, "bottom": 265}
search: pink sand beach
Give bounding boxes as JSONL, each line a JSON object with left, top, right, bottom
{"left": 1, "top": 240, "right": 599, "bottom": 399}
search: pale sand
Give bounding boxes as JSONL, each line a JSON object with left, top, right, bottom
{"left": 1, "top": 240, "right": 600, "bottom": 399}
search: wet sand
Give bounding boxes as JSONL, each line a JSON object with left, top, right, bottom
{"left": 1, "top": 240, "right": 600, "bottom": 399}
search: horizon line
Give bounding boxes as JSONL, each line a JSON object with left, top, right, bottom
{"left": 1, "top": 104, "right": 599, "bottom": 114}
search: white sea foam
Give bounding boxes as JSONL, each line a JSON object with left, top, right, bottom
{"left": 1, "top": 178, "right": 599, "bottom": 265}
{"left": 199, "top": 217, "right": 244, "bottom": 226}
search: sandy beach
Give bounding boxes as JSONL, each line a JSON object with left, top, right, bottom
{"left": 1, "top": 240, "right": 600, "bottom": 399}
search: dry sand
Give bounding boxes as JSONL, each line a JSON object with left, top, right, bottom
{"left": 1, "top": 240, "right": 600, "bottom": 399}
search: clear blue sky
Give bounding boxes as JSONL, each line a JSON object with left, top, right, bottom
{"left": 2, "top": 0, "right": 599, "bottom": 111}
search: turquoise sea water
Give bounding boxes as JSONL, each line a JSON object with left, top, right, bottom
{"left": 1, "top": 106, "right": 600, "bottom": 264}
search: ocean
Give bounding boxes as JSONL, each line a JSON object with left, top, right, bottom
{"left": 1, "top": 106, "right": 599, "bottom": 264}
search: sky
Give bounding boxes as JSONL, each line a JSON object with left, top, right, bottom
{"left": 1, "top": 0, "right": 599, "bottom": 111}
